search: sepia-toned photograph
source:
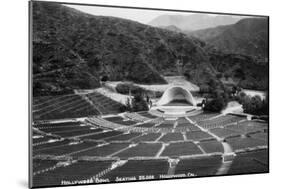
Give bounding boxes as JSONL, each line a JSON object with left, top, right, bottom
{"left": 29, "top": 1, "right": 269, "bottom": 188}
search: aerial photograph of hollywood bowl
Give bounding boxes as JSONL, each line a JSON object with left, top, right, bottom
{"left": 30, "top": 1, "right": 269, "bottom": 188}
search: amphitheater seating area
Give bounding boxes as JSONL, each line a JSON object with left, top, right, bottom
{"left": 33, "top": 139, "right": 70, "bottom": 151}
{"left": 209, "top": 128, "right": 241, "bottom": 139}
{"left": 32, "top": 97, "right": 269, "bottom": 187}
{"left": 176, "top": 122, "right": 201, "bottom": 132}
{"left": 34, "top": 121, "right": 105, "bottom": 140}
{"left": 135, "top": 122, "right": 155, "bottom": 128}
{"left": 34, "top": 141, "right": 98, "bottom": 157}
{"left": 33, "top": 159, "right": 59, "bottom": 173}
{"left": 175, "top": 155, "right": 222, "bottom": 176}
{"left": 33, "top": 160, "right": 115, "bottom": 187}
{"left": 185, "top": 131, "right": 213, "bottom": 141}
{"left": 124, "top": 112, "right": 152, "bottom": 122}
{"left": 140, "top": 111, "right": 161, "bottom": 119}
{"left": 161, "top": 142, "right": 203, "bottom": 157}
{"left": 105, "top": 133, "right": 141, "bottom": 142}
{"left": 188, "top": 112, "right": 220, "bottom": 122}
{"left": 197, "top": 115, "right": 246, "bottom": 129}
{"left": 140, "top": 111, "right": 159, "bottom": 118}
{"left": 73, "top": 143, "right": 131, "bottom": 157}
{"left": 87, "top": 117, "right": 125, "bottom": 130}
{"left": 155, "top": 122, "right": 175, "bottom": 129}
{"left": 33, "top": 92, "right": 126, "bottom": 120}
{"left": 225, "top": 121, "right": 267, "bottom": 133}
{"left": 79, "top": 130, "right": 123, "bottom": 141}
{"left": 116, "top": 143, "right": 163, "bottom": 158}
{"left": 33, "top": 135, "right": 58, "bottom": 145}
{"left": 199, "top": 139, "right": 224, "bottom": 153}
{"left": 33, "top": 94, "right": 100, "bottom": 120}
{"left": 248, "top": 131, "right": 268, "bottom": 141}
{"left": 228, "top": 149, "right": 268, "bottom": 174}
{"left": 104, "top": 116, "right": 137, "bottom": 126}
{"left": 86, "top": 92, "right": 124, "bottom": 115}
{"left": 101, "top": 159, "right": 169, "bottom": 180}
{"left": 132, "top": 133, "right": 162, "bottom": 142}
{"left": 225, "top": 136, "right": 267, "bottom": 151}
{"left": 158, "top": 133, "right": 184, "bottom": 142}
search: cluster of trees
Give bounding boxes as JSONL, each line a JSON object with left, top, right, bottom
{"left": 236, "top": 92, "right": 269, "bottom": 115}
{"left": 201, "top": 78, "right": 234, "bottom": 112}
{"left": 200, "top": 77, "right": 269, "bottom": 115}
{"left": 115, "top": 83, "right": 149, "bottom": 112}
{"left": 123, "top": 93, "right": 149, "bottom": 112}
{"left": 115, "top": 83, "right": 146, "bottom": 95}
{"left": 116, "top": 82, "right": 164, "bottom": 98}
{"left": 208, "top": 52, "right": 269, "bottom": 91}
{"left": 203, "top": 97, "right": 227, "bottom": 112}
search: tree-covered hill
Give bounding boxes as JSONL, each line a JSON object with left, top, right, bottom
{"left": 32, "top": 2, "right": 211, "bottom": 96}
{"left": 186, "top": 17, "right": 269, "bottom": 90}
{"left": 189, "top": 18, "right": 269, "bottom": 60}
{"left": 32, "top": 2, "right": 268, "bottom": 97}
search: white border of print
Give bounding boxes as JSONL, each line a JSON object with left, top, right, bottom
{"left": 0, "top": 0, "right": 280, "bottom": 189}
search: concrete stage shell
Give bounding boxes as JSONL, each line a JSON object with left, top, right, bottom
{"left": 156, "top": 85, "right": 196, "bottom": 106}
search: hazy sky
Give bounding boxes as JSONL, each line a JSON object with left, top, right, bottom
{"left": 65, "top": 4, "right": 230, "bottom": 24}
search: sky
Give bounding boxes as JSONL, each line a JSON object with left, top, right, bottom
{"left": 65, "top": 4, "right": 232, "bottom": 24}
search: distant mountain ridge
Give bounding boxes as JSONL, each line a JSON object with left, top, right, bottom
{"left": 160, "top": 25, "right": 183, "bottom": 33}
{"left": 148, "top": 14, "right": 242, "bottom": 31}
{"left": 189, "top": 17, "right": 269, "bottom": 59}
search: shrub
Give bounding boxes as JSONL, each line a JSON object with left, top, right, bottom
{"left": 116, "top": 83, "right": 130, "bottom": 94}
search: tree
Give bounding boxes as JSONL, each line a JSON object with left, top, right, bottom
{"left": 120, "top": 97, "right": 132, "bottom": 112}
{"left": 243, "top": 95, "right": 263, "bottom": 114}
{"left": 131, "top": 93, "right": 149, "bottom": 112}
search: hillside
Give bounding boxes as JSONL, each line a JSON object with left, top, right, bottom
{"left": 208, "top": 51, "right": 268, "bottom": 90}
{"left": 189, "top": 18, "right": 269, "bottom": 60}
{"left": 148, "top": 14, "right": 241, "bottom": 31}
{"left": 188, "top": 25, "right": 230, "bottom": 41}
{"left": 32, "top": 2, "right": 213, "bottom": 96}
{"left": 187, "top": 17, "right": 269, "bottom": 90}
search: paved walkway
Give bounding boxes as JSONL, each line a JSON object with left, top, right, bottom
{"left": 194, "top": 121, "right": 235, "bottom": 175}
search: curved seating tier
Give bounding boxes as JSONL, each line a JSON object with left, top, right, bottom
{"left": 33, "top": 94, "right": 100, "bottom": 120}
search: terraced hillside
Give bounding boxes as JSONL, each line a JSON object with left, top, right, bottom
{"left": 33, "top": 92, "right": 124, "bottom": 120}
